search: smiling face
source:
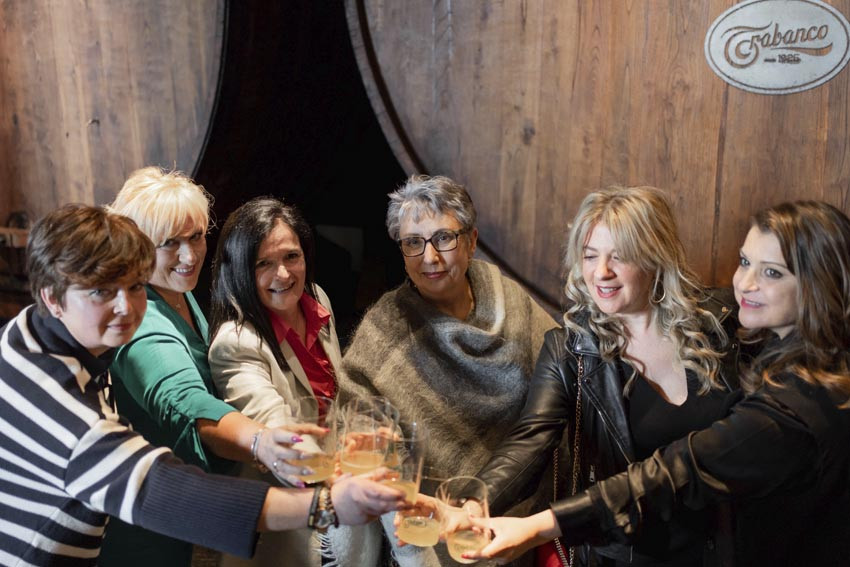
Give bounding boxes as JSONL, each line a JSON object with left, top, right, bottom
{"left": 42, "top": 273, "right": 148, "bottom": 356}
{"left": 733, "top": 226, "right": 799, "bottom": 339}
{"left": 581, "top": 223, "right": 653, "bottom": 317}
{"left": 254, "top": 219, "right": 306, "bottom": 323}
{"left": 149, "top": 218, "right": 207, "bottom": 299}
{"left": 399, "top": 211, "right": 477, "bottom": 307}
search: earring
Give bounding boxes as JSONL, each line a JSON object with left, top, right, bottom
{"left": 651, "top": 273, "right": 667, "bottom": 304}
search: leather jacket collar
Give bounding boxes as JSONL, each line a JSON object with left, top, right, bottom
{"left": 565, "top": 290, "right": 739, "bottom": 465}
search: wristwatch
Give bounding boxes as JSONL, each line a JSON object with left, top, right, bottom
{"left": 308, "top": 485, "right": 338, "bottom": 532}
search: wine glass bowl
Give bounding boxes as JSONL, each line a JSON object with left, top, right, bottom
{"left": 338, "top": 397, "right": 397, "bottom": 475}
{"left": 380, "top": 419, "right": 428, "bottom": 503}
{"left": 284, "top": 395, "right": 336, "bottom": 484}
{"left": 395, "top": 466, "right": 445, "bottom": 547}
{"left": 437, "top": 476, "right": 490, "bottom": 564}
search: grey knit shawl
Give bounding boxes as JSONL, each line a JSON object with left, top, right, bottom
{"left": 335, "top": 259, "right": 557, "bottom": 566}
{"left": 340, "top": 259, "right": 556, "bottom": 476}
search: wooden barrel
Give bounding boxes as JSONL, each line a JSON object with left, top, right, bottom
{"left": 346, "top": 0, "right": 850, "bottom": 307}
{"left": 0, "top": 0, "right": 225, "bottom": 223}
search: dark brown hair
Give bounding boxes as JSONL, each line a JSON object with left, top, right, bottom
{"left": 27, "top": 204, "right": 156, "bottom": 314}
{"left": 740, "top": 201, "right": 850, "bottom": 404}
{"left": 209, "top": 197, "right": 316, "bottom": 372}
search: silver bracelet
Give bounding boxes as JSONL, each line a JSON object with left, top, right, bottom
{"left": 251, "top": 427, "right": 268, "bottom": 472}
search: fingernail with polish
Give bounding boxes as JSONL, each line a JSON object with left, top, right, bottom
{"left": 291, "top": 435, "right": 303, "bottom": 443}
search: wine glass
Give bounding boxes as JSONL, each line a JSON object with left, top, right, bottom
{"left": 283, "top": 395, "right": 336, "bottom": 484}
{"left": 365, "top": 394, "right": 400, "bottom": 424}
{"left": 381, "top": 419, "right": 428, "bottom": 503}
{"left": 395, "top": 466, "right": 445, "bottom": 547}
{"left": 437, "top": 476, "right": 490, "bottom": 564}
{"left": 338, "top": 397, "right": 394, "bottom": 475}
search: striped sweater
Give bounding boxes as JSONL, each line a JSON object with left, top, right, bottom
{"left": 0, "top": 307, "right": 269, "bottom": 566}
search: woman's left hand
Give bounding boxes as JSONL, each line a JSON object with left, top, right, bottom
{"left": 461, "top": 511, "right": 561, "bottom": 564}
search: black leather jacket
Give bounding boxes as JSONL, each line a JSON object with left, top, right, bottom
{"left": 477, "top": 293, "right": 740, "bottom": 565}
{"left": 552, "top": 358, "right": 850, "bottom": 567}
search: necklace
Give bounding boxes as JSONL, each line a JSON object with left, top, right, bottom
{"left": 166, "top": 293, "right": 184, "bottom": 311}
{"left": 151, "top": 286, "right": 187, "bottom": 313}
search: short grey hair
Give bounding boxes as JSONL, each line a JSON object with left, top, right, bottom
{"left": 385, "top": 174, "right": 478, "bottom": 239}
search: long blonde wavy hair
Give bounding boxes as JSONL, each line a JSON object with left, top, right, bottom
{"left": 563, "top": 186, "right": 727, "bottom": 394}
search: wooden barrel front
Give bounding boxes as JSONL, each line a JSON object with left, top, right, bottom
{"left": 347, "top": 0, "right": 850, "bottom": 307}
{"left": 0, "top": 0, "right": 225, "bottom": 224}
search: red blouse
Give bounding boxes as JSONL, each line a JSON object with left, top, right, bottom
{"left": 267, "top": 293, "right": 336, "bottom": 402}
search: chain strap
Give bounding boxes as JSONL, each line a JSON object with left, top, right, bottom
{"left": 552, "top": 355, "right": 583, "bottom": 567}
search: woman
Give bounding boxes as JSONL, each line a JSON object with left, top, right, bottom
{"left": 0, "top": 204, "right": 405, "bottom": 566}
{"left": 208, "top": 196, "right": 343, "bottom": 567}
{"left": 336, "top": 174, "right": 558, "bottom": 566}
{"left": 473, "top": 201, "right": 850, "bottom": 566}
{"left": 100, "top": 168, "right": 315, "bottom": 567}
{"left": 469, "top": 186, "right": 740, "bottom": 567}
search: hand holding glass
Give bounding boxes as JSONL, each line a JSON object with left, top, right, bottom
{"left": 284, "top": 395, "right": 336, "bottom": 484}
{"left": 395, "top": 466, "right": 445, "bottom": 548}
{"left": 339, "top": 398, "right": 394, "bottom": 475}
{"left": 437, "top": 476, "right": 491, "bottom": 564}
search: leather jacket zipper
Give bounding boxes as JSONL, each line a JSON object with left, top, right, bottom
{"left": 580, "top": 377, "right": 633, "bottom": 464}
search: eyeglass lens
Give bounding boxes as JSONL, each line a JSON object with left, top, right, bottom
{"left": 399, "top": 231, "right": 460, "bottom": 257}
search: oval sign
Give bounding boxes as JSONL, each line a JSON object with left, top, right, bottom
{"left": 705, "top": 0, "right": 850, "bottom": 94}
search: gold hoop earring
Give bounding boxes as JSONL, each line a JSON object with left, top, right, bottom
{"left": 651, "top": 274, "right": 667, "bottom": 304}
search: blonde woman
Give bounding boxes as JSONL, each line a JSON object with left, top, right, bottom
{"left": 100, "top": 168, "right": 317, "bottom": 567}
{"left": 473, "top": 187, "right": 740, "bottom": 567}
{"left": 1, "top": 204, "right": 405, "bottom": 566}
{"left": 473, "top": 201, "right": 850, "bottom": 566}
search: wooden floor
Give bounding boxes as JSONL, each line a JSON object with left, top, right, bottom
{"left": 191, "top": 546, "right": 220, "bottom": 567}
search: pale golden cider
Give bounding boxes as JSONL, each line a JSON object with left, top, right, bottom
{"left": 447, "top": 529, "right": 489, "bottom": 564}
{"left": 339, "top": 450, "right": 385, "bottom": 475}
{"left": 397, "top": 515, "right": 439, "bottom": 547}
{"left": 291, "top": 453, "right": 334, "bottom": 483}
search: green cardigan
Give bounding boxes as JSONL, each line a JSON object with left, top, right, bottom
{"left": 101, "top": 287, "right": 239, "bottom": 567}
{"left": 109, "top": 286, "right": 235, "bottom": 472}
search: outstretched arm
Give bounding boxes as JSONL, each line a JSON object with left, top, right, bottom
{"left": 462, "top": 511, "right": 561, "bottom": 564}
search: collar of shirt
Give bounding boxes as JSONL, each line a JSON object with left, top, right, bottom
{"left": 267, "top": 292, "right": 331, "bottom": 349}
{"left": 31, "top": 306, "right": 114, "bottom": 397}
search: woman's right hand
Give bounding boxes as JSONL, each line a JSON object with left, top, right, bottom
{"left": 255, "top": 425, "right": 326, "bottom": 486}
{"left": 462, "top": 510, "right": 562, "bottom": 564}
{"left": 331, "top": 474, "right": 407, "bottom": 525}
{"left": 393, "top": 494, "right": 441, "bottom": 546}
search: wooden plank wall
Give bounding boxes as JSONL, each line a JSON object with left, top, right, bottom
{"left": 347, "top": 0, "right": 850, "bottom": 307}
{"left": 0, "top": 1, "right": 225, "bottom": 225}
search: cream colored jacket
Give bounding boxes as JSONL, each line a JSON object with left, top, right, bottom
{"left": 208, "top": 285, "right": 342, "bottom": 428}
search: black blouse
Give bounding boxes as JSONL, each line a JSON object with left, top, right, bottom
{"left": 625, "top": 366, "right": 740, "bottom": 566}
{"left": 629, "top": 370, "right": 737, "bottom": 460}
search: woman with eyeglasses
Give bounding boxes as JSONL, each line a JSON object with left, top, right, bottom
{"left": 100, "top": 169, "right": 321, "bottom": 567}
{"left": 333, "top": 174, "right": 558, "bottom": 566}
{"left": 0, "top": 204, "right": 406, "bottom": 567}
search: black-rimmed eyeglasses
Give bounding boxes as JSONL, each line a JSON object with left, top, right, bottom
{"left": 397, "top": 229, "right": 469, "bottom": 257}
